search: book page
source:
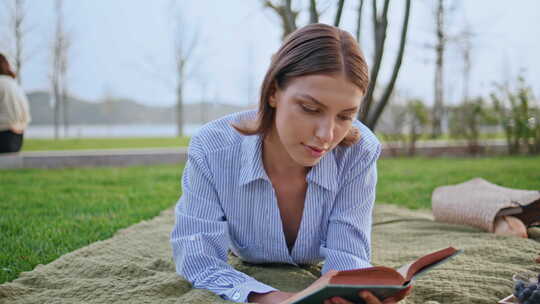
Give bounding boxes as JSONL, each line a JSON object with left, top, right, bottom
{"left": 395, "top": 261, "right": 413, "bottom": 279}
{"left": 404, "top": 247, "right": 459, "bottom": 282}
{"left": 331, "top": 266, "right": 405, "bottom": 286}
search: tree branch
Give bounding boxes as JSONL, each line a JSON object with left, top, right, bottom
{"left": 334, "top": 0, "right": 346, "bottom": 27}
{"left": 309, "top": 0, "right": 318, "bottom": 23}
{"left": 359, "top": 0, "right": 390, "bottom": 122}
{"left": 263, "top": 0, "right": 298, "bottom": 39}
{"left": 355, "top": 0, "right": 364, "bottom": 43}
{"left": 368, "top": 0, "right": 411, "bottom": 129}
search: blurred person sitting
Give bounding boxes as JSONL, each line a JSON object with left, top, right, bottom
{"left": 0, "top": 53, "right": 31, "bottom": 153}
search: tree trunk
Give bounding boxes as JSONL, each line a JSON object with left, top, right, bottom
{"left": 15, "top": 23, "right": 22, "bottom": 85}
{"left": 176, "top": 61, "right": 185, "bottom": 137}
{"left": 408, "top": 123, "right": 417, "bottom": 156}
{"left": 176, "top": 82, "right": 184, "bottom": 137}
{"left": 309, "top": 0, "right": 318, "bottom": 23}
{"left": 367, "top": 0, "right": 411, "bottom": 130}
{"left": 53, "top": 82, "right": 60, "bottom": 139}
{"left": 62, "top": 87, "right": 69, "bottom": 137}
{"left": 334, "top": 0, "right": 346, "bottom": 27}
{"left": 358, "top": 0, "right": 390, "bottom": 122}
{"left": 51, "top": 0, "right": 69, "bottom": 139}
{"left": 263, "top": 0, "right": 298, "bottom": 40}
{"left": 432, "top": 0, "right": 445, "bottom": 138}
{"left": 8, "top": 0, "right": 27, "bottom": 85}
{"left": 355, "top": 0, "right": 364, "bottom": 43}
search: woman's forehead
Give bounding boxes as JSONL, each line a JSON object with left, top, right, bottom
{"left": 284, "top": 74, "right": 363, "bottom": 108}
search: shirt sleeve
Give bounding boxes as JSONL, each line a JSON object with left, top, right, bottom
{"left": 320, "top": 143, "right": 382, "bottom": 274}
{"left": 170, "top": 135, "right": 276, "bottom": 303}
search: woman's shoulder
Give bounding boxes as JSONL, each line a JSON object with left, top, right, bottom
{"left": 349, "top": 119, "right": 381, "bottom": 157}
{"left": 0, "top": 75, "right": 28, "bottom": 103}
{"left": 188, "top": 110, "right": 256, "bottom": 156}
{"left": 0, "top": 75, "right": 16, "bottom": 88}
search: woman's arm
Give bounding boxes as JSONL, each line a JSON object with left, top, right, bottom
{"left": 170, "top": 135, "right": 277, "bottom": 302}
{"left": 248, "top": 290, "right": 296, "bottom": 303}
{"left": 317, "top": 144, "right": 412, "bottom": 304}
{"left": 320, "top": 143, "right": 382, "bottom": 274}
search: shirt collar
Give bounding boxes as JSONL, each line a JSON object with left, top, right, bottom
{"left": 239, "top": 134, "right": 270, "bottom": 186}
{"left": 239, "top": 134, "right": 338, "bottom": 191}
{"left": 306, "top": 148, "right": 338, "bottom": 191}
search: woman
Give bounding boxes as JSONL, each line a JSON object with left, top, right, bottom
{"left": 0, "top": 53, "right": 31, "bottom": 153}
{"left": 170, "top": 24, "right": 407, "bottom": 304}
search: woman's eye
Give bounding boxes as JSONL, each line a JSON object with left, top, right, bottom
{"left": 302, "top": 105, "right": 319, "bottom": 113}
{"left": 338, "top": 115, "right": 353, "bottom": 121}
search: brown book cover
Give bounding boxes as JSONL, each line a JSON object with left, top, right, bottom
{"left": 282, "top": 247, "right": 462, "bottom": 304}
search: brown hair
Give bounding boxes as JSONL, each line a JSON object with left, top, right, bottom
{"left": 232, "top": 23, "right": 369, "bottom": 147}
{"left": 0, "top": 54, "right": 16, "bottom": 79}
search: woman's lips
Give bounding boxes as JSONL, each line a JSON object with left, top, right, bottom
{"left": 303, "top": 144, "right": 325, "bottom": 157}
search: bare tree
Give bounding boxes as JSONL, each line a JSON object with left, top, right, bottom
{"left": 171, "top": 4, "right": 199, "bottom": 137}
{"left": 359, "top": 0, "right": 412, "bottom": 130}
{"left": 355, "top": 0, "right": 365, "bottom": 43}
{"left": 430, "top": 0, "right": 446, "bottom": 138}
{"left": 333, "top": 0, "right": 346, "bottom": 26}
{"left": 423, "top": 0, "right": 463, "bottom": 137}
{"left": 263, "top": 0, "right": 299, "bottom": 40}
{"left": 50, "top": 0, "right": 70, "bottom": 139}
{"left": 4, "top": 0, "right": 29, "bottom": 84}
{"left": 458, "top": 20, "right": 473, "bottom": 104}
{"left": 263, "top": 0, "right": 411, "bottom": 131}
{"left": 309, "top": 0, "right": 319, "bottom": 23}
{"left": 137, "top": 2, "right": 201, "bottom": 137}
{"left": 405, "top": 99, "right": 429, "bottom": 156}
{"left": 263, "top": 0, "right": 346, "bottom": 39}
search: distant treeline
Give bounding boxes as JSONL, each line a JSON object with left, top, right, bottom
{"left": 27, "top": 91, "right": 252, "bottom": 125}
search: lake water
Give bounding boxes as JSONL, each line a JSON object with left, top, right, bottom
{"left": 25, "top": 124, "right": 203, "bottom": 138}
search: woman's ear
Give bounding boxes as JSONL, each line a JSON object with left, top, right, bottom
{"left": 268, "top": 81, "right": 279, "bottom": 108}
{"left": 269, "top": 95, "right": 276, "bottom": 108}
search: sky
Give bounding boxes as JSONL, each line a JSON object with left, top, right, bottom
{"left": 1, "top": 0, "right": 539, "bottom": 108}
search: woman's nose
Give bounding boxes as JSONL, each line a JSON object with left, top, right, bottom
{"left": 315, "top": 118, "right": 334, "bottom": 145}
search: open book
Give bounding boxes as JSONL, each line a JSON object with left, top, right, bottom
{"left": 282, "top": 247, "right": 462, "bottom": 304}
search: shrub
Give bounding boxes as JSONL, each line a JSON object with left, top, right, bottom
{"left": 491, "top": 76, "right": 540, "bottom": 155}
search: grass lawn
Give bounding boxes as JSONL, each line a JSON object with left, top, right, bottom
{"left": 376, "top": 132, "right": 506, "bottom": 142}
{"left": 0, "top": 164, "right": 183, "bottom": 284}
{"left": 22, "top": 137, "right": 191, "bottom": 151}
{"left": 21, "top": 133, "right": 504, "bottom": 152}
{"left": 377, "top": 156, "right": 540, "bottom": 209}
{"left": 1, "top": 155, "right": 540, "bottom": 284}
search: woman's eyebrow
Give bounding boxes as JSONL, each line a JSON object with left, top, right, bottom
{"left": 297, "top": 94, "right": 358, "bottom": 112}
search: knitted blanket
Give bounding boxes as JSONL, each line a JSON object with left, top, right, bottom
{"left": 1, "top": 204, "right": 538, "bottom": 304}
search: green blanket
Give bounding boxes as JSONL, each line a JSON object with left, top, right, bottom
{"left": 1, "top": 204, "right": 538, "bottom": 304}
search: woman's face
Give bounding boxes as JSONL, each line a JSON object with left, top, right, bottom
{"left": 268, "top": 73, "right": 363, "bottom": 167}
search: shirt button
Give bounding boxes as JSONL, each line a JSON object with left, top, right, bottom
{"left": 232, "top": 291, "right": 240, "bottom": 300}
{"left": 188, "top": 235, "right": 196, "bottom": 241}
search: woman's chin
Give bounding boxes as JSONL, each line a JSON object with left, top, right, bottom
{"left": 292, "top": 153, "right": 322, "bottom": 168}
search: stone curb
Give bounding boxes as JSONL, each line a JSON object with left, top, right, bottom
{"left": 0, "top": 142, "right": 510, "bottom": 170}
{"left": 0, "top": 147, "right": 188, "bottom": 169}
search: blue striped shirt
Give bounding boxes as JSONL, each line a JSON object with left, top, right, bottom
{"left": 170, "top": 110, "right": 381, "bottom": 303}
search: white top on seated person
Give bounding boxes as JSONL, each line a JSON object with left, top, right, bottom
{"left": 0, "top": 54, "right": 31, "bottom": 134}
{"left": 170, "top": 23, "right": 384, "bottom": 304}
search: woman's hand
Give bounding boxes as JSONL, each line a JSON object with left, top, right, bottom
{"left": 322, "top": 286, "right": 412, "bottom": 304}
{"left": 248, "top": 290, "right": 296, "bottom": 303}
{"left": 252, "top": 270, "right": 339, "bottom": 303}
{"left": 10, "top": 127, "right": 23, "bottom": 134}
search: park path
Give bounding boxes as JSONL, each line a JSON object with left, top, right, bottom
{"left": 0, "top": 140, "right": 507, "bottom": 170}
